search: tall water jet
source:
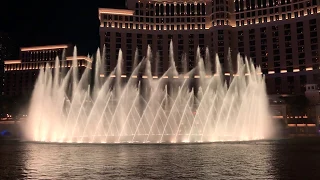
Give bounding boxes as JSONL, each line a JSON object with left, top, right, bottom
{"left": 93, "top": 48, "right": 102, "bottom": 99}
{"left": 154, "top": 52, "right": 160, "bottom": 76}
{"left": 182, "top": 53, "right": 188, "bottom": 74}
{"left": 205, "top": 47, "right": 211, "bottom": 75}
{"left": 25, "top": 45, "right": 273, "bottom": 144}
{"left": 169, "top": 40, "right": 178, "bottom": 76}
{"left": 133, "top": 47, "right": 139, "bottom": 70}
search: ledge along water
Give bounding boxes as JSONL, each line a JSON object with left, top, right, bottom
{"left": 24, "top": 41, "right": 273, "bottom": 144}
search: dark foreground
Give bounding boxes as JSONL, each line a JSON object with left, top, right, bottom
{"left": 0, "top": 138, "right": 320, "bottom": 179}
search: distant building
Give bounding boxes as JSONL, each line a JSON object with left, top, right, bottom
{"left": 4, "top": 45, "right": 92, "bottom": 96}
{"left": 0, "top": 32, "right": 15, "bottom": 96}
{"left": 98, "top": 0, "right": 320, "bottom": 95}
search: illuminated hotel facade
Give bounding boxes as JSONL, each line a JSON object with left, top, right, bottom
{"left": 99, "top": 0, "right": 320, "bottom": 95}
{"left": 4, "top": 45, "right": 92, "bottom": 96}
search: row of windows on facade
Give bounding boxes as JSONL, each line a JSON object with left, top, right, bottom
{"left": 238, "top": 40, "right": 318, "bottom": 62}
{"left": 104, "top": 41, "right": 207, "bottom": 57}
{"left": 21, "top": 50, "right": 63, "bottom": 61}
{"left": 238, "top": 19, "right": 316, "bottom": 34}
{"left": 238, "top": 23, "right": 318, "bottom": 69}
{"left": 211, "top": 12, "right": 230, "bottom": 20}
{"left": 104, "top": 38, "right": 208, "bottom": 57}
{"left": 239, "top": 40, "right": 318, "bottom": 53}
{"left": 236, "top": 5, "right": 317, "bottom": 19}
{"left": 273, "top": 75, "right": 313, "bottom": 86}
{"left": 212, "top": 0, "right": 229, "bottom": 5}
{"left": 5, "top": 61, "right": 88, "bottom": 71}
{"left": 106, "top": 15, "right": 207, "bottom": 23}
{"left": 235, "top": 0, "right": 317, "bottom": 12}
{"left": 212, "top": 5, "right": 230, "bottom": 12}
{"left": 235, "top": 8, "right": 317, "bottom": 26}
{"left": 105, "top": 34, "right": 226, "bottom": 61}
{"left": 105, "top": 22, "right": 207, "bottom": 30}
{"left": 135, "top": 3, "right": 206, "bottom": 17}
{"left": 237, "top": 19, "right": 317, "bottom": 40}
{"left": 106, "top": 32, "right": 206, "bottom": 40}
{"left": 108, "top": 1, "right": 315, "bottom": 23}
{"left": 108, "top": 38, "right": 207, "bottom": 46}
{"left": 238, "top": 29, "right": 317, "bottom": 43}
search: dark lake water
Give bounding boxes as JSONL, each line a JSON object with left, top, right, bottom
{"left": 0, "top": 138, "right": 320, "bottom": 179}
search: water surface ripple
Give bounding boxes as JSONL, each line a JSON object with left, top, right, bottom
{"left": 0, "top": 141, "right": 319, "bottom": 179}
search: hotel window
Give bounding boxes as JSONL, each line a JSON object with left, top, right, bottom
{"left": 311, "top": 38, "right": 318, "bottom": 44}
{"left": 171, "top": 5, "right": 174, "bottom": 15}
{"left": 160, "top": 4, "right": 164, "bottom": 16}
{"left": 300, "top": 11, "right": 304, "bottom": 16}
{"left": 311, "top": 31, "right": 317, "bottom": 37}
{"left": 307, "top": 9, "right": 312, "bottom": 15}
{"left": 310, "top": 18, "right": 317, "bottom": 25}
{"left": 187, "top": 4, "right": 191, "bottom": 15}
{"left": 176, "top": 4, "right": 180, "bottom": 15}
{"left": 201, "top": 4, "right": 206, "bottom": 15}
{"left": 313, "top": 7, "right": 317, "bottom": 14}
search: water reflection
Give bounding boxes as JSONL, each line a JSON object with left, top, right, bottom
{"left": 271, "top": 140, "right": 320, "bottom": 179}
{"left": 0, "top": 141, "right": 319, "bottom": 179}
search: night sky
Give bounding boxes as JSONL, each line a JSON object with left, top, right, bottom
{"left": 0, "top": 0, "right": 126, "bottom": 56}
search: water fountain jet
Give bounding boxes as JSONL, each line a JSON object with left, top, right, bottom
{"left": 24, "top": 45, "right": 272, "bottom": 144}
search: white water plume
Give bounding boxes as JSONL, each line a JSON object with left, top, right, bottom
{"left": 25, "top": 42, "right": 272, "bottom": 144}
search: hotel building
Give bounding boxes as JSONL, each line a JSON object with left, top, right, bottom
{"left": 98, "top": 0, "right": 320, "bottom": 95}
{"left": 4, "top": 45, "right": 92, "bottom": 96}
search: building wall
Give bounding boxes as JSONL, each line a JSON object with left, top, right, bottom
{"left": 4, "top": 45, "right": 92, "bottom": 97}
{"left": 20, "top": 45, "right": 70, "bottom": 63}
{"left": 99, "top": 0, "right": 320, "bottom": 95}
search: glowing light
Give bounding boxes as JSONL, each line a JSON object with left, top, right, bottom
{"left": 21, "top": 45, "right": 68, "bottom": 51}
{"left": 4, "top": 60, "right": 21, "bottom": 64}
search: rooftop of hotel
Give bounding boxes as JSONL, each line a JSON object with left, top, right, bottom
{"left": 20, "top": 45, "right": 69, "bottom": 51}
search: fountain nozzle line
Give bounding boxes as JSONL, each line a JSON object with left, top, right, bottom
{"left": 106, "top": 73, "right": 261, "bottom": 79}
